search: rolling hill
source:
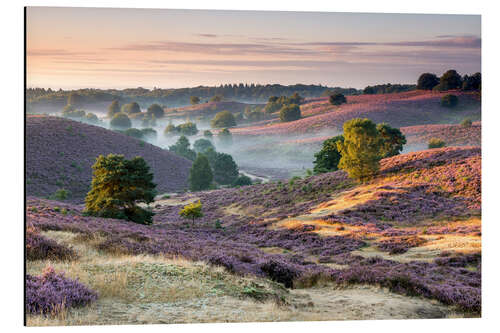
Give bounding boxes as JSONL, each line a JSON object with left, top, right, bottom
{"left": 26, "top": 115, "right": 192, "bottom": 202}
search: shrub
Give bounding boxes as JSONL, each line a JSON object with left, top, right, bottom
{"left": 123, "top": 128, "right": 144, "bottom": 139}
{"left": 84, "top": 112, "right": 99, "bottom": 124}
{"left": 52, "top": 188, "right": 69, "bottom": 200}
{"left": 260, "top": 260, "right": 300, "bottom": 288}
{"left": 84, "top": 154, "right": 156, "bottom": 224}
{"left": 146, "top": 103, "right": 164, "bottom": 118}
{"left": 417, "top": 73, "right": 440, "bottom": 90}
{"left": 218, "top": 128, "right": 233, "bottom": 146}
{"left": 203, "top": 130, "right": 213, "bottom": 138}
{"left": 121, "top": 102, "right": 141, "bottom": 114}
{"left": 177, "top": 122, "right": 198, "bottom": 136}
{"left": 107, "top": 100, "right": 121, "bottom": 117}
{"left": 211, "top": 110, "right": 236, "bottom": 128}
{"left": 140, "top": 128, "right": 157, "bottom": 140}
{"left": 232, "top": 175, "right": 253, "bottom": 187}
{"left": 313, "top": 135, "right": 344, "bottom": 173}
{"left": 264, "top": 101, "right": 282, "bottom": 114}
{"left": 26, "top": 266, "right": 98, "bottom": 315}
{"left": 169, "top": 135, "right": 196, "bottom": 161}
{"left": 164, "top": 123, "right": 178, "bottom": 136}
{"left": 190, "top": 96, "right": 200, "bottom": 105}
{"left": 179, "top": 200, "right": 203, "bottom": 225}
{"left": 212, "top": 153, "right": 239, "bottom": 185}
{"left": 279, "top": 104, "right": 301, "bottom": 122}
{"left": 110, "top": 112, "right": 131, "bottom": 129}
{"left": 461, "top": 118, "right": 473, "bottom": 128}
{"left": 439, "top": 69, "right": 462, "bottom": 90}
{"left": 428, "top": 138, "right": 446, "bottom": 149}
{"left": 337, "top": 118, "right": 383, "bottom": 182}
{"left": 188, "top": 154, "right": 213, "bottom": 191}
{"left": 329, "top": 93, "right": 347, "bottom": 105}
{"left": 193, "top": 138, "right": 214, "bottom": 153}
{"left": 210, "top": 95, "right": 223, "bottom": 102}
{"left": 26, "top": 228, "right": 77, "bottom": 261}
{"left": 376, "top": 123, "right": 407, "bottom": 158}
{"left": 441, "top": 94, "right": 459, "bottom": 108}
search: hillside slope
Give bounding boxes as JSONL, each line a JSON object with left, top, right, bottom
{"left": 232, "top": 91, "right": 480, "bottom": 136}
{"left": 26, "top": 115, "right": 192, "bottom": 201}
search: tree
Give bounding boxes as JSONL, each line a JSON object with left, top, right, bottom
{"left": 210, "top": 95, "right": 223, "bottom": 102}
{"left": 164, "top": 123, "right": 178, "bottom": 136}
{"left": 168, "top": 135, "right": 196, "bottom": 161}
{"left": 462, "top": 73, "right": 481, "bottom": 91}
{"left": 264, "top": 101, "right": 282, "bottom": 114}
{"left": 67, "top": 92, "right": 83, "bottom": 107}
{"left": 279, "top": 104, "right": 301, "bottom": 122}
{"left": 441, "top": 94, "right": 459, "bottom": 108}
{"left": 84, "top": 154, "right": 156, "bottom": 224}
{"left": 313, "top": 135, "right": 344, "bottom": 174}
{"left": 110, "top": 112, "right": 131, "bottom": 129}
{"left": 461, "top": 118, "right": 473, "bottom": 128}
{"left": 203, "top": 130, "right": 213, "bottom": 139}
{"left": 193, "top": 138, "right": 215, "bottom": 153}
{"left": 417, "top": 73, "right": 440, "bottom": 90}
{"left": 232, "top": 175, "right": 252, "bottom": 187}
{"left": 376, "top": 123, "right": 407, "bottom": 158}
{"left": 107, "top": 100, "right": 121, "bottom": 118}
{"left": 177, "top": 122, "right": 199, "bottom": 136}
{"left": 121, "top": 102, "right": 141, "bottom": 115}
{"left": 218, "top": 128, "right": 233, "bottom": 146}
{"left": 123, "top": 128, "right": 144, "bottom": 139}
{"left": 428, "top": 138, "right": 446, "bottom": 149}
{"left": 337, "top": 118, "right": 383, "bottom": 182}
{"left": 146, "top": 103, "right": 164, "bottom": 118}
{"left": 288, "top": 92, "right": 304, "bottom": 105}
{"left": 211, "top": 110, "right": 237, "bottom": 128}
{"left": 190, "top": 96, "right": 200, "bottom": 105}
{"left": 439, "top": 69, "right": 462, "bottom": 90}
{"left": 188, "top": 154, "right": 213, "bottom": 191}
{"left": 212, "top": 153, "right": 239, "bottom": 185}
{"left": 329, "top": 93, "right": 347, "bottom": 105}
{"left": 85, "top": 113, "right": 99, "bottom": 124}
{"left": 179, "top": 200, "right": 203, "bottom": 225}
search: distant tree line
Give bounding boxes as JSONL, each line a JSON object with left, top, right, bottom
{"left": 363, "top": 83, "right": 416, "bottom": 95}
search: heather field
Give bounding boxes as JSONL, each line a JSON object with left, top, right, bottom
{"left": 26, "top": 147, "right": 481, "bottom": 325}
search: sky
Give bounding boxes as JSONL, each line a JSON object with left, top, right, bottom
{"left": 26, "top": 7, "right": 481, "bottom": 90}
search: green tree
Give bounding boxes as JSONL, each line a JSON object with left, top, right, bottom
{"left": 107, "top": 100, "right": 121, "bottom": 118}
{"left": 417, "top": 73, "right": 440, "bottom": 90}
{"left": 164, "top": 123, "right": 178, "bottom": 136}
{"left": 279, "top": 104, "right": 301, "bottom": 122}
{"left": 121, "top": 102, "right": 141, "bottom": 115}
{"left": 193, "top": 138, "right": 215, "bottom": 153}
{"left": 179, "top": 200, "right": 203, "bottom": 225}
{"left": 439, "top": 69, "right": 462, "bottom": 90}
{"left": 177, "top": 122, "right": 199, "bottom": 136}
{"left": 210, "top": 95, "right": 223, "bottom": 102}
{"left": 461, "top": 118, "right": 473, "bottom": 128}
{"left": 110, "top": 112, "right": 131, "bottom": 129}
{"left": 168, "top": 135, "right": 196, "bottom": 161}
{"left": 85, "top": 112, "right": 99, "bottom": 124}
{"left": 84, "top": 154, "right": 156, "bottom": 224}
{"left": 337, "top": 118, "right": 383, "bottom": 182}
{"left": 329, "top": 93, "right": 347, "bottom": 105}
{"left": 203, "top": 130, "right": 213, "bottom": 139}
{"left": 188, "top": 154, "right": 213, "bottom": 191}
{"left": 212, "top": 153, "right": 239, "bottom": 185}
{"left": 211, "top": 110, "right": 237, "bottom": 128}
{"left": 313, "top": 135, "right": 344, "bottom": 174}
{"left": 441, "top": 94, "right": 459, "bottom": 108}
{"left": 232, "top": 175, "right": 252, "bottom": 187}
{"left": 428, "top": 138, "right": 446, "bottom": 149}
{"left": 190, "top": 96, "right": 200, "bottom": 105}
{"left": 146, "top": 103, "right": 165, "bottom": 118}
{"left": 123, "top": 128, "right": 144, "bottom": 139}
{"left": 376, "top": 123, "right": 407, "bottom": 158}
{"left": 462, "top": 72, "right": 481, "bottom": 91}
{"left": 218, "top": 128, "right": 233, "bottom": 146}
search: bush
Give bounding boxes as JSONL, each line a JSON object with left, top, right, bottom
{"left": 461, "top": 118, "right": 473, "bottom": 128}
{"left": 218, "top": 128, "right": 233, "bottom": 146}
{"left": 439, "top": 69, "right": 462, "bottom": 90}
{"left": 146, "top": 103, "right": 165, "bottom": 118}
{"left": 279, "top": 104, "right": 301, "bottom": 122}
{"left": 417, "top": 73, "right": 440, "bottom": 90}
{"left": 376, "top": 123, "right": 407, "bottom": 158}
{"left": 84, "top": 112, "right": 99, "bottom": 124}
{"left": 110, "top": 112, "right": 131, "bottom": 129}
{"left": 313, "top": 135, "right": 344, "bottom": 173}
{"left": 211, "top": 110, "right": 236, "bottom": 128}
{"left": 52, "top": 188, "right": 69, "bottom": 200}
{"left": 329, "top": 93, "right": 347, "bottom": 105}
{"left": 169, "top": 135, "right": 196, "bottom": 161}
{"left": 121, "top": 102, "right": 141, "bottom": 114}
{"left": 188, "top": 154, "right": 213, "bottom": 191}
{"left": 190, "top": 96, "right": 200, "bottom": 105}
{"left": 107, "top": 100, "right": 121, "bottom": 117}
{"left": 140, "top": 128, "right": 157, "bottom": 140}
{"left": 123, "top": 128, "right": 144, "bottom": 139}
{"left": 84, "top": 154, "right": 157, "bottom": 224}
{"left": 177, "top": 122, "right": 198, "bottom": 136}
{"left": 260, "top": 260, "right": 300, "bottom": 288}
{"left": 26, "top": 267, "right": 98, "bottom": 315}
{"left": 232, "top": 174, "right": 253, "bottom": 187}
{"left": 203, "top": 130, "right": 213, "bottom": 138}
{"left": 441, "top": 94, "right": 459, "bottom": 108}
{"left": 26, "top": 228, "right": 77, "bottom": 261}
{"left": 337, "top": 118, "right": 383, "bottom": 182}
{"left": 428, "top": 138, "right": 446, "bottom": 149}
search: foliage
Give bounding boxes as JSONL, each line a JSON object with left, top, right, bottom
{"left": 121, "top": 102, "right": 141, "bottom": 114}
{"left": 337, "top": 118, "right": 383, "bottom": 182}
{"left": 439, "top": 69, "right": 463, "bottom": 91}
{"left": 210, "top": 95, "right": 223, "bottom": 102}
{"left": 211, "top": 110, "right": 237, "bottom": 128}
{"left": 441, "top": 94, "right": 459, "bottom": 108}
{"left": 84, "top": 112, "right": 99, "bottom": 124}
{"left": 377, "top": 123, "right": 407, "bottom": 158}
{"left": 363, "top": 84, "right": 416, "bottom": 94}
{"left": 188, "top": 154, "right": 213, "bottom": 191}
{"left": 417, "top": 73, "right": 440, "bottom": 90}
{"left": 279, "top": 104, "right": 301, "bottom": 122}
{"left": 84, "top": 154, "right": 156, "bottom": 224}
{"left": 51, "top": 188, "right": 69, "bottom": 200}
{"left": 190, "top": 96, "right": 200, "bottom": 105}
{"left": 140, "top": 128, "right": 157, "bottom": 140}
{"left": 212, "top": 152, "right": 239, "bottom": 185}
{"left": 146, "top": 103, "right": 165, "bottom": 118}
{"left": 313, "top": 135, "right": 344, "bottom": 174}
{"left": 107, "top": 100, "right": 121, "bottom": 118}
{"left": 460, "top": 118, "right": 473, "bottom": 128}
{"left": 462, "top": 73, "right": 481, "bottom": 91}
{"left": 110, "top": 112, "right": 132, "bottom": 129}
{"left": 260, "top": 260, "right": 299, "bottom": 288}
{"left": 329, "top": 93, "right": 347, "bottom": 105}
{"left": 179, "top": 200, "right": 203, "bottom": 224}
{"left": 123, "top": 128, "right": 144, "bottom": 139}
{"left": 193, "top": 138, "right": 215, "bottom": 153}
{"left": 203, "top": 130, "right": 213, "bottom": 138}
{"left": 168, "top": 135, "right": 197, "bottom": 161}
{"left": 232, "top": 174, "right": 253, "bottom": 187}
{"left": 265, "top": 94, "right": 304, "bottom": 114}
{"left": 26, "top": 266, "right": 98, "bottom": 315}
{"left": 26, "top": 227, "right": 77, "bottom": 261}
{"left": 218, "top": 128, "right": 233, "bottom": 146}
{"left": 177, "top": 122, "right": 199, "bottom": 136}
{"left": 428, "top": 138, "right": 446, "bottom": 149}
